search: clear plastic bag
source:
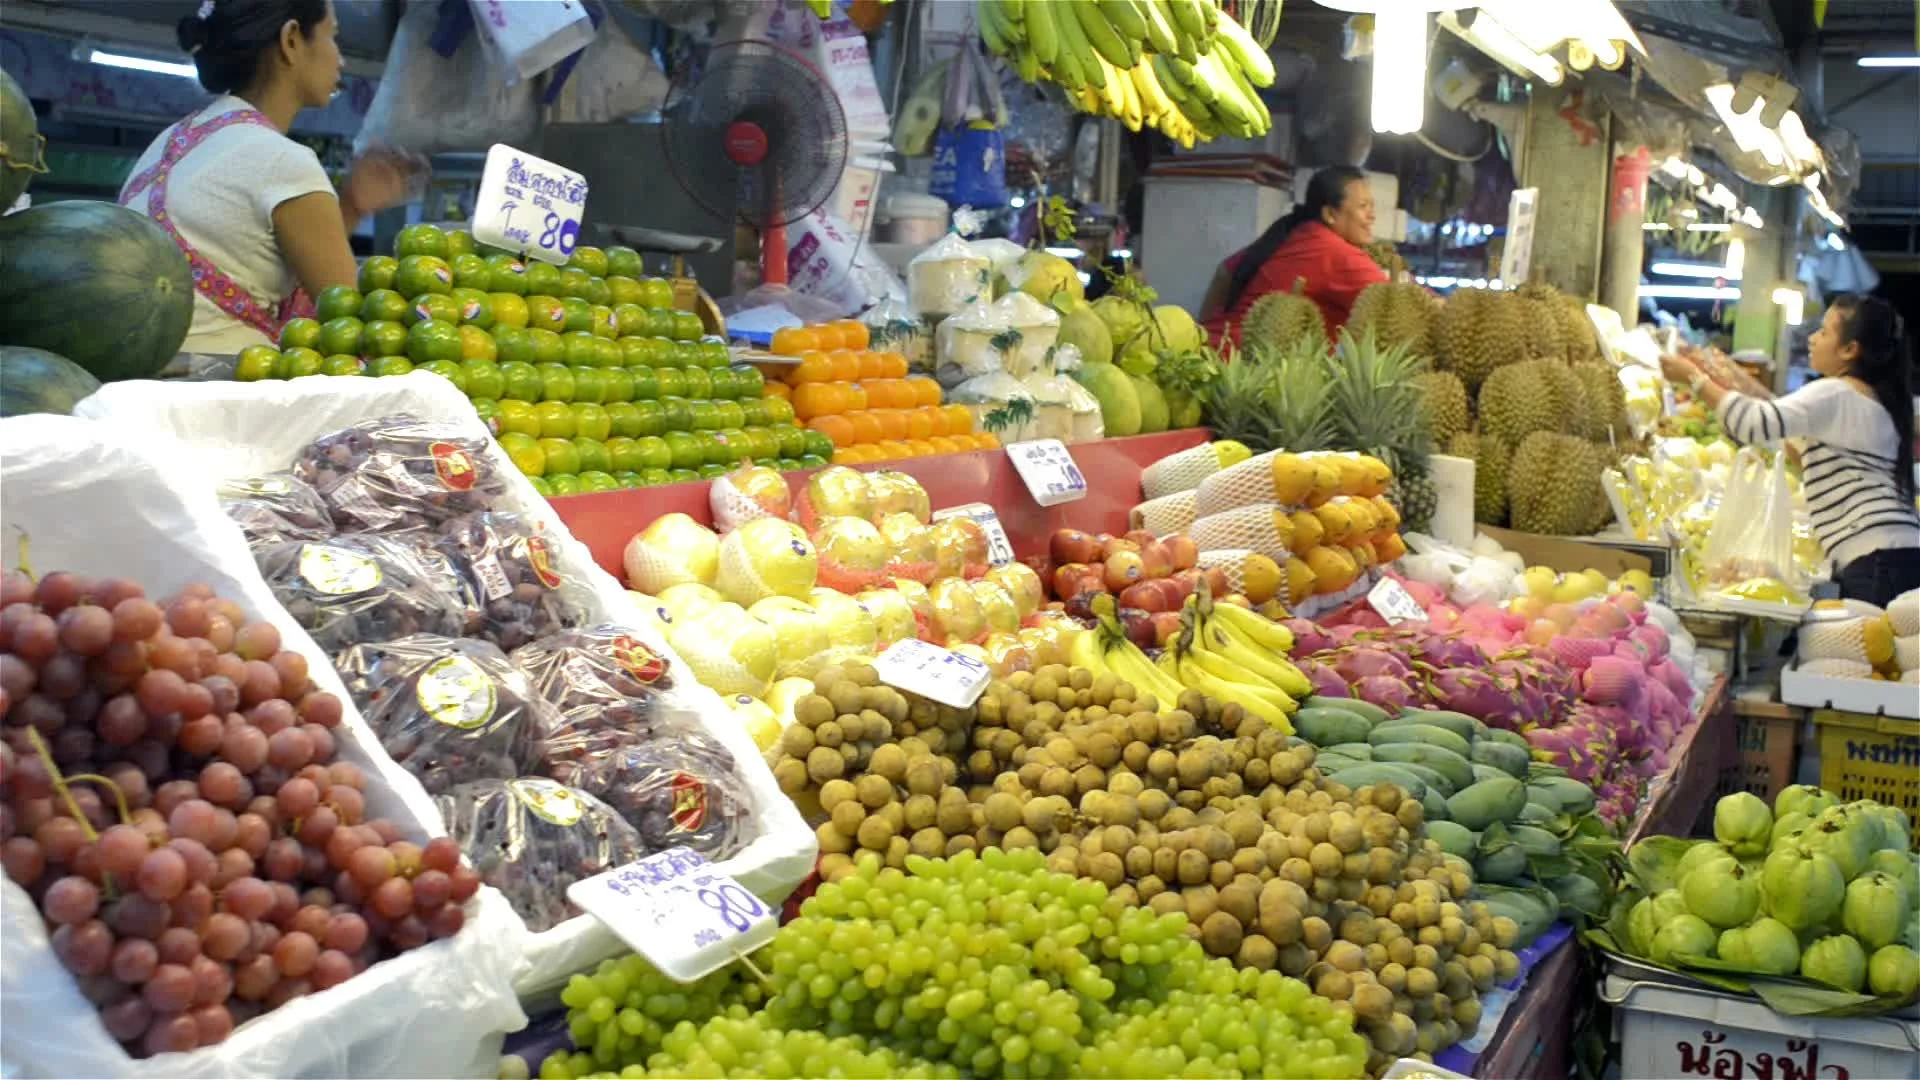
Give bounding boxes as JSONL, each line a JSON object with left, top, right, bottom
{"left": 334, "top": 635, "right": 553, "bottom": 795}
{"left": 991, "top": 291, "right": 1062, "bottom": 379}
{"left": 434, "top": 777, "right": 646, "bottom": 933}
{"left": 294, "top": 414, "right": 512, "bottom": 532}
{"left": 948, "top": 370, "right": 1036, "bottom": 441}
{"left": 907, "top": 234, "right": 991, "bottom": 318}
{"left": 254, "top": 533, "right": 478, "bottom": 651}
{"left": 216, "top": 471, "right": 335, "bottom": 546}
{"left": 934, "top": 299, "right": 1010, "bottom": 386}
{"left": 543, "top": 723, "right": 754, "bottom": 862}
{"left": 862, "top": 296, "right": 932, "bottom": 376}
{"left": 511, "top": 625, "right": 676, "bottom": 747}
{"left": 435, "top": 510, "right": 594, "bottom": 651}
{"left": 1702, "top": 448, "right": 1808, "bottom": 601}
{"left": 354, "top": 0, "right": 540, "bottom": 157}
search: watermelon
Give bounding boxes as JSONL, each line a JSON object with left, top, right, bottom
{"left": 0, "top": 346, "right": 101, "bottom": 416}
{"left": 0, "top": 66, "right": 40, "bottom": 209}
{"left": 0, "top": 201, "right": 193, "bottom": 382}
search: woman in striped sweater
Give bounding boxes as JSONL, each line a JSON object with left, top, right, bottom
{"left": 1662, "top": 294, "right": 1919, "bottom": 606}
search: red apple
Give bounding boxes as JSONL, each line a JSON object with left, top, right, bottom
{"left": 1200, "top": 566, "right": 1231, "bottom": 598}
{"left": 1168, "top": 569, "right": 1204, "bottom": 601}
{"left": 1021, "top": 553, "right": 1055, "bottom": 586}
{"left": 1150, "top": 610, "right": 1185, "bottom": 647}
{"left": 1050, "top": 529, "right": 1101, "bottom": 566}
{"left": 1119, "top": 608, "right": 1157, "bottom": 648}
{"left": 1064, "top": 589, "right": 1104, "bottom": 620}
{"left": 1119, "top": 579, "right": 1170, "bottom": 613}
{"left": 1104, "top": 550, "right": 1147, "bottom": 592}
{"left": 1052, "top": 562, "right": 1095, "bottom": 599}
{"left": 1164, "top": 534, "right": 1199, "bottom": 571}
{"left": 1124, "top": 529, "right": 1157, "bottom": 548}
{"left": 1139, "top": 539, "right": 1174, "bottom": 580}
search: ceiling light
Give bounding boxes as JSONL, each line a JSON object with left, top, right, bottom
{"left": 1640, "top": 284, "right": 1742, "bottom": 300}
{"left": 1371, "top": 9, "right": 1428, "bottom": 135}
{"left": 88, "top": 49, "right": 197, "bottom": 79}
{"left": 1723, "top": 238, "right": 1745, "bottom": 279}
{"left": 1438, "top": 10, "right": 1563, "bottom": 84}
{"left": 1858, "top": 56, "right": 1920, "bottom": 68}
{"left": 1772, "top": 287, "right": 1804, "bottom": 326}
{"left": 1651, "top": 261, "right": 1740, "bottom": 280}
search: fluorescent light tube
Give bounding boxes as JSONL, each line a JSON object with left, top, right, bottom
{"left": 1772, "top": 287, "right": 1804, "bottom": 326}
{"left": 1651, "top": 261, "right": 1741, "bottom": 280}
{"left": 1858, "top": 56, "right": 1920, "bottom": 68}
{"left": 89, "top": 49, "right": 198, "bottom": 79}
{"left": 1371, "top": 9, "right": 1427, "bottom": 135}
{"left": 1640, "top": 284, "right": 1741, "bottom": 300}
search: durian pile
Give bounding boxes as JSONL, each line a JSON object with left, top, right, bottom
{"left": 1355, "top": 280, "right": 1631, "bottom": 536}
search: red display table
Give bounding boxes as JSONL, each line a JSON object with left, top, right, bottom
{"left": 549, "top": 429, "right": 1211, "bottom": 580}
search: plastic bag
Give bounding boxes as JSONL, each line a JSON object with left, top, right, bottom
{"left": 254, "top": 533, "right": 478, "bottom": 651}
{"left": 354, "top": 0, "right": 539, "bottom": 156}
{"left": 934, "top": 299, "right": 1010, "bottom": 386}
{"left": 217, "top": 472, "right": 335, "bottom": 546}
{"left": 541, "top": 15, "right": 670, "bottom": 122}
{"left": 435, "top": 777, "right": 644, "bottom": 933}
{"left": 510, "top": 625, "right": 676, "bottom": 746}
{"left": 467, "top": 0, "right": 596, "bottom": 88}
{"left": 929, "top": 124, "right": 1009, "bottom": 209}
{"left": 862, "top": 296, "right": 933, "bottom": 376}
{"left": 1702, "top": 448, "right": 1806, "bottom": 599}
{"left": 908, "top": 234, "right": 991, "bottom": 318}
{"left": 334, "top": 635, "right": 554, "bottom": 795}
{"left": 435, "top": 510, "right": 594, "bottom": 651}
{"left": 294, "top": 414, "right": 512, "bottom": 532}
{"left": 991, "top": 291, "right": 1062, "bottom": 378}
{"left": 948, "top": 369, "right": 1036, "bottom": 441}
{"left": 542, "top": 724, "right": 754, "bottom": 861}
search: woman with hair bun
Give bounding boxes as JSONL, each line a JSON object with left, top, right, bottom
{"left": 118, "top": 0, "right": 418, "bottom": 353}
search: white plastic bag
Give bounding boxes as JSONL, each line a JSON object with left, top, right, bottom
{"left": 74, "top": 375, "right": 819, "bottom": 999}
{"left": 1702, "top": 447, "right": 1805, "bottom": 596}
{"left": 356, "top": 2, "right": 539, "bottom": 156}
{"left": 541, "top": 16, "right": 670, "bottom": 124}
{"left": 0, "top": 414, "right": 528, "bottom": 1079}
{"left": 908, "top": 233, "right": 991, "bottom": 318}
{"left": 469, "top": 0, "right": 597, "bottom": 88}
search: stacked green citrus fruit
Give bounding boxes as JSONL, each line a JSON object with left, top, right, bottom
{"left": 231, "top": 224, "right": 835, "bottom": 497}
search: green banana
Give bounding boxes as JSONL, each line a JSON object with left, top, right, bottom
{"left": 1016, "top": 46, "right": 1041, "bottom": 82}
{"left": 1142, "top": 0, "right": 1183, "bottom": 57}
{"left": 1099, "top": 0, "right": 1150, "bottom": 42}
{"left": 1167, "top": 56, "right": 1216, "bottom": 103}
{"left": 1152, "top": 55, "right": 1193, "bottom": 104}
{"left": 1165, "top": 0, "right": 1206, "bottom": 40}
{"left": 1195, "top": 51, "right": 1253, "bottom": 127}
{"left": 1197, "top": 0, "right": 1217, "bottom": 35}
{"left": 978, "top": 0, "right": 1012, "bottom": 54}
{"left": 1212, "top": 7, "right": 1276, "bottom": 87}
{"left": 1217, "top": 43, "right": 1272, "bottom": 129}
{"left": 1000, "top": 0, "right": 1025, "bottom": 25}
{"left": 1026, "top": 0, "right": 1060, "bottom": 64}
{"left": 1072, "top": 0, "right": 1138, "bottom": 69}
{"left": 1055, "top": 3, "right": 1106, "bottom": 88}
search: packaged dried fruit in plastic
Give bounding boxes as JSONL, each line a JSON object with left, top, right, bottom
{"left": 254, "top": 533, "right": 478, "bottom": 650}
{"left": 543, "top": 725, "right": 753, "bottom": 861}
{"left": 334, "top": 635, "right": 552, "bottom": 794}
{"left": 435, "top": 511, "right": 593, "bottom": 652}
{"left": 293, "top": 413, "right": 509, "bottom": 530}
{"left": 434, "top": 777, "right": 645, "bottom": 932}
{"left": 217, "top": 471, "right": 335, "bottom": 546}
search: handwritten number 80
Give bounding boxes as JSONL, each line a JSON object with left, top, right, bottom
{"left": 698, "top": 883, "right": 766, "bottom": 932}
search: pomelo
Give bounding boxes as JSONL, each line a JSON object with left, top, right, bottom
{"left": 623, "top": 512, "right": 720, "bottom": 591}
{"left": 748, "top": 595, "right": 831, "bottom": 678}
{"left": 717, "top": 517, "right": 818, "bottom": 604}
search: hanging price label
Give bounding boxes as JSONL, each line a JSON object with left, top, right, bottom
{"left": 567, "top": 847, "right": 776, "bottom": 983}
{"left": 1004, "top": 439, "right": 1087, "bottom": 506}
{"left": 932, "top": 502, "right": 1014, "bottom": 566}
{"left": 872, "top": 638, "right": 992, "bottom": 709}
{"left": 1367, "top": 577, "right": 1427, "bottom": 625}
{"left": 471, "top": 144, "right": 589, "bottom": 266}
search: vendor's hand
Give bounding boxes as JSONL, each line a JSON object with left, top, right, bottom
{"left": 341, "top": 149, "right": 424, "bottom": 218}
{"left": 1660, "top": 352, "right": 1700, "bottom": 386}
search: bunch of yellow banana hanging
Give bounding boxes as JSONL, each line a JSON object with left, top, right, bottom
{"left": 975, "top": 0, "right": 1276, "bottom": 147}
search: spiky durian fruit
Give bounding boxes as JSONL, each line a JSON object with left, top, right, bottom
{"left": 1386, "top": 467, "right": 1438, "bottom": 533}
{"left": 1242, "top": 278, "right": 1327, "bottom": 351}
{"left": 1435, "top": 288, "right": 1526, "bottom": 391}
{"left": 1348, "top": 281, "right": 1437, "bottom": 357}
{"left": 1507, "top": 432, "right": 1609, "bottom": 535}
{"left": 1366, "top": 240, "right": 1410, "bottom": 277}
{"left": 1448, "top": 431, "right": 1510, "bottom": 526}
{"left": 1558, "top": 294, "right": 1601, "bottom": 363}
{"left": 1572, "top": 359, "right": 1630, "bottom": 444}
{"left": 1479, "top": 359, "right": 1564, "bottom": 447}
{"left": 1412, "top": 370, "right": 1469, "bottom": 446}
{"left": 1514, "top": 284, "right": 1567, "bottom": 366}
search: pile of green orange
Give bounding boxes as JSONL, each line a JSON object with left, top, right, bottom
{"left": 231, "top": 224, "right": 835, "bottom": 496}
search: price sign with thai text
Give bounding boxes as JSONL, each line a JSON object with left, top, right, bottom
{"left": 568, "top": 847, "right": 775, "bottom": 982}
{"left": 472, "top": 144, "right": 588, "bottom": 266}
{"left": 932, "top": 502, "right": 1014, "bottom": 566}
{"left": 1367, "top": 577, "right": 1427, "bottom": 625}
{"left": 1005, "top": 439, "right": 1087, "bottom": 506}
{"left": 873, "top": 638, "right": 992, "bottom": 708}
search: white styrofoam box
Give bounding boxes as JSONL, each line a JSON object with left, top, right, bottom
{"left": 75, "top": 374, "right": 819, "bottom": 999}
{"left": 1603, "top": 971, "right": 1920, "bottom": 1080}
{"left": 1781, "top": 664, "right": 1920, "bottom": 720}
{"left": 0, "top": 414, "right": 528, "bottom": 1079}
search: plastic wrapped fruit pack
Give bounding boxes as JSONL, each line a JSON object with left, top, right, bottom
{"left": 333, "top": 636, "right": 551, "bottom": 795}
{"left": 510, "top": 625, "right": 674, "bottom": 744}
{"left": 253, "top": 534, "right": 476, "bottom": 652}
{"left": 293, "top": 414, "right": 509, "bottom": 531}
{"left": 432, "top": 777, "right": 644, "bottom": 933}
{"left": 434, "top": 511, "right": 591, "bottom": 652}
{"left": 216, "top": 473, "right": 334, "bottom": 547}
{"left": 542, "top": 724, "right": 753, "bottom": 861}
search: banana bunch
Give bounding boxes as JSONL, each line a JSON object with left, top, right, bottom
{"left": 976, "top": 0, "right": 1276, "bottom": 146}
{"left": 1153, "top": 593, "right": 1308, "bottom": 731}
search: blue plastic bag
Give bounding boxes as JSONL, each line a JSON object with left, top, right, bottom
{"left": 929, "top": 124, "right": 1008, "bottom": 209}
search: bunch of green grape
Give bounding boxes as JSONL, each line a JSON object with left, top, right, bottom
{"left": 542, "top": 952, "right": 748, "bottom": 1076}
{"left": 545, "top": 1008, "right": 958, "bottom": 1080}
{"left": 1078, "top": 965, "right": 1372, "bottom": 1078}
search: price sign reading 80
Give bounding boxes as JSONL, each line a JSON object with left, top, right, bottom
{"left": 567, "top": 847, "right": 777, "bottom": 982}
{"left": 471, "top": 143, "right": 589, "bottom": 267}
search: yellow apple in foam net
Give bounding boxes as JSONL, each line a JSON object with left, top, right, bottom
{"left": 1019, "top": 625, "right": 1068, "bottom": 667}
{"left": 928, "top": 577, "right": 987, "bottom": 644}
{"left": 866, "top": 470, "right": 932, "bottom": 522}
{"left": 876, "top": 512, "right": 936, "bottom": 565}
{"left": 971, "top": 580, "right": 1021, "bottom": 634}
{"left": 727, "top": 693, "right": 782, "bottom": 751}
{"left": 891, "top": 578, "right": 933, "bottom": 627}
{"left": 669, "top": 603, "right": 776, "bottom": 697}
{"left": 766, "top": 676, "right": 816, "bottom": 719}
{"left": 809, "top": 587, "right": 879, "bottom": 656}
{"left": 812, "top": 516, "right": 893, "bottom": 574}
{"left": 803, "top": 465, "right": 873, "bottom": 520}
{"left": 856, "top": 588, "right": 919, "bottom": 645}
{"left": 656, "top": 582, "right": 724, "bottom": 623}
{"left": 718, "top": 517, "right": 818, "bottom": 603}
{"left": 748, "top": 595, "right": 832, "bottom": 678}
{"left": 982, "top": 631, "right": 1035, "bottom": 676}
{"left": 984, "top": 563, "right": 1044, "bottom": 616}
{"left": 623, "top": 512, "right": 720, "bottom": 591}
{"left": 929, "top": 517, "right": 989, "bottom": 578}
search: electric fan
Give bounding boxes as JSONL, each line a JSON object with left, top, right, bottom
{"left": 661, "top": 40, "right": 849, "bottom": 288}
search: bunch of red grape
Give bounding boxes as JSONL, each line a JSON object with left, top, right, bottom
{"left": 0, "top": 568, "right": 481, "bottom": 1058}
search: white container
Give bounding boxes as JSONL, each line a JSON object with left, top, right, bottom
{"left": 827, "top": 142, "right": 896, "bottom": 241}
{"left": 74, "top": 374, "right": 819, "bottom": 1001}
{"left": 875, "top": 191, "right": 950, "bottom": 246}
{"left": 1603, "top": 970, "right": 1920, "bottom": 1080}
{"left": 0, "top": 414, "right": 528, "bottom": 1079}
{"left": 1780, "top": 664, "right": 1920, "bottom": 719}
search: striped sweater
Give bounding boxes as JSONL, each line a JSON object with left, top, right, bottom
{"left": 1719, "top": 379, "right": 1920, "bottom": 570}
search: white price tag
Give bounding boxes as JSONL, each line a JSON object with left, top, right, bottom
{"left": 567, "top": 847, "right": 776, "bottom": 983}
{"left": 932, "top": 502, "right": 1014, "bottom": 566}
{"left": 1367, "top": 577, "right": 1427, "bottom": 624}
{"left": 872, "top": 638, "right": 992, "bottom": 708}
{"left": 470, "top": 144, "right": 589, "bottom": 266}
{"left": 1498, "top": 187, "right": 1538, "bottom": 288}
{"left": 1004, "top": 439, "right": 1087, "bottom": 507}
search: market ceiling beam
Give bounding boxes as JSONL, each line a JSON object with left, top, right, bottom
{"left": 1619, "top": 10, "right": 1786, "bottom": 64}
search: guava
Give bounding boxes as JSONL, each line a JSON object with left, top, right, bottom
{"left": 1683, "top": 862, "right": 1762, "bottom": 929}
{"left": 1864, "top": 849, "right": 1919, "bottom": 906}
{"left": 1716, "top": 917, "right": 1801, "bottom": 976}
{"left": 1650, "top": 914, "right": 1719, "bottom": 965}
{"left": 1770, "top": 811, "right": 1810, "bottom": 851}
{"left": 1868, "top": 944, "right": 1920, "bottom": 997}
{"left": 1798, "top": 806, "right": 1873, "bottom": 881}
{"left": 1713, "top": 792, "right": 1774, "bottom": 858}
{"left": 1774, "top": 784, "right": 1839, "bottom": 822}
{"left": 1629, "top": 891, "right": 1691, "bottom": 956}
{"left": 1678, "top": 841, "right": 1738, "bottom": 880}
{"left": 1849, "top": 800, "right": 1913, "bottom": 854}
{"left": 1151, "top": 304, "right": 1204, "bottom": 355}
{"left": 1092, "top": 295, "right": 1147, "bottom": 353}
{"left": 1799, "top": 934, "right": 1868, "bottom": 992}
{"left": 1842, "top": 871, "right": 1910, "bottom": 950}
{"left": 1762, "top": 846, "right": 1847, "bottom": 931}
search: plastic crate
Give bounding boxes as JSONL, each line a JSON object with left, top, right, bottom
{"left": 1813, "top": 708, "right": 1920, "bottom": 849}
{"left": 1720, "top": 699, "right": 1802, "bottom": 804}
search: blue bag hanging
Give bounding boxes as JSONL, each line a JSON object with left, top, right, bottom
{"left": 929, "top": 123, "right": 1008, "bottom": 210}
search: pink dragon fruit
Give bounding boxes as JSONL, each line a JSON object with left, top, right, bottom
{"left": 1351, "top": 675, "right": 1422, "bottom": 712}
{"left": 1630, "top": 623, "right": 1670, "bottom": 660}
{"left": 1581, "top": 655, "right": 1646, "bottom": 707}
{"left": 1283, "top": 619, "right": 1337, "bottom": 656}
{"left": 1300, "top": 659, "right": 1349, "bottom": 698}
{"left": 1325, "top": 646, "right": 1413, "bottom": 683}
{"left": 1425, "top": 667, "right": 1523, "bottom": 722}
{"left": 1548, "top": 635, "right": 1616, "bottom": 671}
{"left": 1651, "top": 660, "right": 1692, "bottom": 702}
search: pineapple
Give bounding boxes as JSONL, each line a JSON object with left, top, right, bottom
{"left": 1202, "top": 335, "right": 1335, "bottom": 454}
{"left": 1387, "top": 467, "right": 1439, "bottom": 534}
{"left": 1326, "top": 328, "right": 1434, "bottom": 481}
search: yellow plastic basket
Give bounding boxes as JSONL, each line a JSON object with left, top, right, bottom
{"left": 1812, "top": 709, "right": 1920, "bottom": 848}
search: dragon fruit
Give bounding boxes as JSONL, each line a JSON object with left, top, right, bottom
{"left": 1300, "top": 659, "right": 1349, "bottom": 698}
{"left": 1426, "top": 667, "right": 1523, "bottom": 722}
{"left": 1328, "top": 646, "right": 1412, "bottom": 683}
{"left": 1630, "top": 622, "right": 1671, "bottom": 660}
{"left": 1351, "top": 675, "right": 1422, "bottom": 712}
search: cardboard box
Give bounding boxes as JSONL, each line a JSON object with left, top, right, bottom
{"left": 1476, "top": 526, "right": 1655, "bottom": 577}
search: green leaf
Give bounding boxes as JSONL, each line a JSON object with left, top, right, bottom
{"left": 1626, "top": 835, "right": 1694, "bottom": 894}
{"left": 1047, "top": 292, "right": 1078, "bottom": 316}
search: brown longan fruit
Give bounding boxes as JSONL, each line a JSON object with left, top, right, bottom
{"left": 844, "top": 663, "right": 878, "bottom": 687}
{"left": 904, "top": 757, "right": 943, "bottom": 797}
{"left": 818, "top": 777, "right": 857, "bottom": 811}
{"left": 796, "top": 693, "right": 834, "bottom": 728}
{"left": 1325, "top": 940, "right": 1366, "bottom": 973}
{"left": 804, "top": 747, "right": 844, "bottom": 783}
{"left": 1405, "top": 967, "right": 1439, "bottom": 998}
{"left": 1217, "top": 880, "right": 1259, "bottom": 925}
{"left": 902, "top": 793, "right": 938, "bottom": 832}
{"left": 1038, "top": 767, "right": 1075, "bottom": 798}
{"left": 1301, "top": 916, "right": 1332, "bottom": 952}
{"left": 1086, "top": 850, "right": 1125, "bottom": 887}
{"left": 830, "top": 798, "right": 867, "bottom": 836}
{"left": 1199, "top": 911, "right": 1243, "bottom": 957}
{"left": 851, "top": 773, "right": 890, "bottom": 810}
{"left": 773, "top": 757, "right": 808, "bottom": 793}
{"left": 1148, "top": 891, "right": 1185, "bottom": 916}
{"left": 856, "top": 814, "right": 895, "bottom": 851}
{"left": 815, "top": 820, "right": 852, "bottom": 855}
{"left": 1175, "top": 848, "right": 1210, "bottom": 886}
{"left": 1004, "top": 826, "right": 1039, "bottom": 851}
{"left": 781, "top": 723, "right": 817, "bottom": 759}
{"left": 867, "top": 743, "right": 908, "bottom": 783}
{"left": 981, "top": 791, "right": 1022, "bottom": 832}
{"left": 1352, "top": 982, "right": 1395, "bottom": 1023}
{"left": 1152, "top": 847, "right": 1179, "bottom": 881}
{"left": 1315, "top": 969, "right": 1354, "bottom": 1000}
{"left": 818, "top": 853, "right": 856, "bottom": 882}
{"left": 909, "top": 826, "right": 946, "bottom": 858}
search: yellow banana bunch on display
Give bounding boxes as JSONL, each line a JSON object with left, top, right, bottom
{"left": 975, "top": 0, "right": 1273, "bottom": 145}
{"left": 1102, "top": 636, "right": 1187, "bottom": 714}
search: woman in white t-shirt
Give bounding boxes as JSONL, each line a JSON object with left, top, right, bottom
{"left": 119, "top": 0, "right": 416, "bottom": 354}
{"left": 1662, "top": 294, "right": 1920, "bottom": 606}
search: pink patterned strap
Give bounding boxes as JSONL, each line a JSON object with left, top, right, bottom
{"left": 120, "top": 108, "right": 309, "bottom": 341}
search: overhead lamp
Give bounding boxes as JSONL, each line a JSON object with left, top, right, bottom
{"left": 1640, "top": 284, "right": 1742, "bottom": 300}
{"left": 1723, "top": 238, "right": 1745, "bottom": 280}
{"left": 1651, "top": 261, "right": 1740, "bottom": 280}
{"left": 1825, "top": 233, "right": 1845, "bottom": 251}
{"left": 1858, "top": 56, "right": 1920, "bottom": 68}
{"left": 1043, "top": 246, "right": 1084, "bottom": 260}
{"left": 1772, "top": 287, "right": 1804, "bottom": 327}
{"left": 87, "top": 48, "right": 198, "bottom": 79}
{"left": 1643, "top": 222, "right": 1733, "bottom": 233}
{"left": 1370, "top": 9, "right": 1428, "bottom": 135}
{"left": 1438, "top": 9, "right": 1563, "bottom": 85}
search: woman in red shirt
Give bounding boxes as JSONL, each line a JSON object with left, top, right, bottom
{"left": 1199, "top": 166, "right": 1387, "bottom": 349}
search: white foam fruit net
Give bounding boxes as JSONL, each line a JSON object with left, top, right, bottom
{"left": 1142, "top": 442, "right": 1228, "bottom": 501}
{"left": 1190, "top": 503, "right": 1294, "bottom": 562}
{"left": 1132, "top": 490, "right": 1198, "bottom": 537}
{"left": 1194, "top": 450, "right": 1283, "bottom": 518}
